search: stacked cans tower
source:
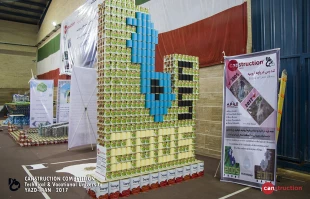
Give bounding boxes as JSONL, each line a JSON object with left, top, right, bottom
{"left": 96, "top": 0, "right": 199, "bottom": 181}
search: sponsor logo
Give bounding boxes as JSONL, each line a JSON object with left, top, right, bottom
{"left": 100, "top": 187, "right": 108, "bottom": 191}
{"left": 110, "top": 184, "right": 119, "bottom": 188}
{"left": 9, "top": 178, "right": 20, "bottom": 191}
{"left": 97, "top": 148, "right": 106, "bottom": 155}
{"left": 151, "top": 176, "right": 158, "bottom": 180}
{"left": 64, "top": 22, "right": 75, "bottom": 34}
{"left": 266, "top": 57, "right": 275, "bottom": 67}
{"left": 122, "top": 182, "right": 130, "bottom": 186}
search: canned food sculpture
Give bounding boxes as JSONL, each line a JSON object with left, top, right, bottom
{"left": 96, "top": 0, "right": 200, "bottom": 181}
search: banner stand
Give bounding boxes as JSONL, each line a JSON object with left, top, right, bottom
{"left": 68, "top": 69, "right": 97, "bottom": 151}
{"left": 220, "top": 49, "right": 280, "bottom": 189}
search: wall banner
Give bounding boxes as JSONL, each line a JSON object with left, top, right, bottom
{"left": 60, "top": 0, "right": 103, "bottom": 75}
{"left": 30, "top": 80, "right": 54, "bottom": 128}
{"left": 57, "top": 80, "right": 71, "bottom": 123}
{"left": 221, "top": 49, "right": 280, "bottom": 188}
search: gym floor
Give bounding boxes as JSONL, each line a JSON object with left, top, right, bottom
{"left": 0, "top": 125, "right": 309, "bottom": 199}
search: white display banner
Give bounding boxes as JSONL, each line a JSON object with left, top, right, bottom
{"left": 60, "top": 0, "right": 103, "bottom": 75}
{"left": 68, "top": 67, "right": 98, "bottom": 149}
{"left": 221, "top": 49, "right": 280, "bottom": 188}
{"left": 30, "top": 80, "right": 54, "bottom": 128}
{"left": 95, "top": 144, "right": 107, "bottom": 181}
{"left": 57, "top": 80, "right": 71, "bottom": 123}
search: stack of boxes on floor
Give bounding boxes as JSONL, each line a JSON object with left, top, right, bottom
{"left": 88, "top": 0, "right": 204, "bottom": 198}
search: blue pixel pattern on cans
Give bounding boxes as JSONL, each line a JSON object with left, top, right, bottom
{"left": 126, "top": 12, "right": 176, "bottom": 122}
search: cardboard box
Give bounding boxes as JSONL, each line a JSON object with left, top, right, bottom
{"left": 167, "top": 169, "right": 176, "bottom": 185}
{"left": 109, "top": 181, "right": 120, "bottom": 199}
{"left": 159, "top": 171, "right": 168, "bottom": 187}
{"left": 130, "top": 176, "right": 140, "bottom": 194}
{"left": 150, "top": 173, "right": 159, "bottom": 189}
{"left": 175, "top": 167, "right": 183, "bottom": 183}
{"left": 198, "top": 161, "right": 204, "bottom": 177}
{"left": 183, "top": 165, "right": 191, "bottom": 181}
{"left": 140, "top": 174, "right": 150, "bottom": 192}
{"left": 119, "top": 179, "right": 130, "bottom": 197}
{"left": 190, "top": 164, "right": 198, "bottom": 178}
{"left": 96, "top": 183, "right": 109, "bottom": 199}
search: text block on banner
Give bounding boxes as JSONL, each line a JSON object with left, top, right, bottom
{"left": 30, "top": 80, "right": 54, "bottom": 128}
{"left": 221, "top": 49, "right": 280, "bottom": 188}
{"left": 57, "top": 80, "right": 71, "bottom": 123}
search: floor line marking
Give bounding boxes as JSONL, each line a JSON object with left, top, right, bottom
{"left": 218, "top": 187, "right": 251, "bottom": 199}
{"left": 50, "top": 157, "right": 96, "bottom": 165}
{"left": 281, "top": 177, "right": 306, "bottom": 183}
{"left": 22, "top": 165, "right": 50, "bottom": 199}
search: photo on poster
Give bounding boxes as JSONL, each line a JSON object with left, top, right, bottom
{"left": 224, "top": 146, "right": 240, "bottom": 176}
{"left": 57, "top": 80, "right": 71, "bottom": 123}
{"left": 247, "top": 96, "right": 274, "bottom": 125}
{"left": 229, "top": 75, "right": 253, "bottom": 102}
{"left": 30, "top": 80, "right": 54, "bottom": 128}
{"left": 241, "top": 152, "right": 254, "bottom": 174}
{"left": 254, "top": 149, "right": 275, "bottom": 181}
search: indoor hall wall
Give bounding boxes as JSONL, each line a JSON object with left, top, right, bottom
{"left": 0, "top": 20, "right": 38, "bottom": 105}
{"left": 195, "top": 0, "right": 252, "bottom": 159}
{"left": 37, "top": 0, "right": 86, "bottom": 43}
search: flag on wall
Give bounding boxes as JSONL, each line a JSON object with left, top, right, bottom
{"left": 36, "top": 34, "right": 70, "bottom": 86}
{"left": 140, "top": 0, "right": 247, "bottom": 71}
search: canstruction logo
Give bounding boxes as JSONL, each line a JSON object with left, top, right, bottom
{"left": 262, "top": 182, "right": 303, "bottom": 195}
{"left": 228, "top": 59, "right": 264, "bottom": 71}
{"left": 64, "top": 22, "right": 75, "bottom": 34}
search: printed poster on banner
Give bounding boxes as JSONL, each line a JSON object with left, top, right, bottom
{"left": 96, "top": 144, "right": 107, "bottom": 181}
{"left": 57, "top": 80, "right": 71, "bottom": 123}
{"left": 60, "top": 0, "right": 103, "bottom": 75}
{"left": 30, "top": 80, "right": 54, "bottom": 128}
{"left": 221, "top": 49, "right": 280, "bottom": 189}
